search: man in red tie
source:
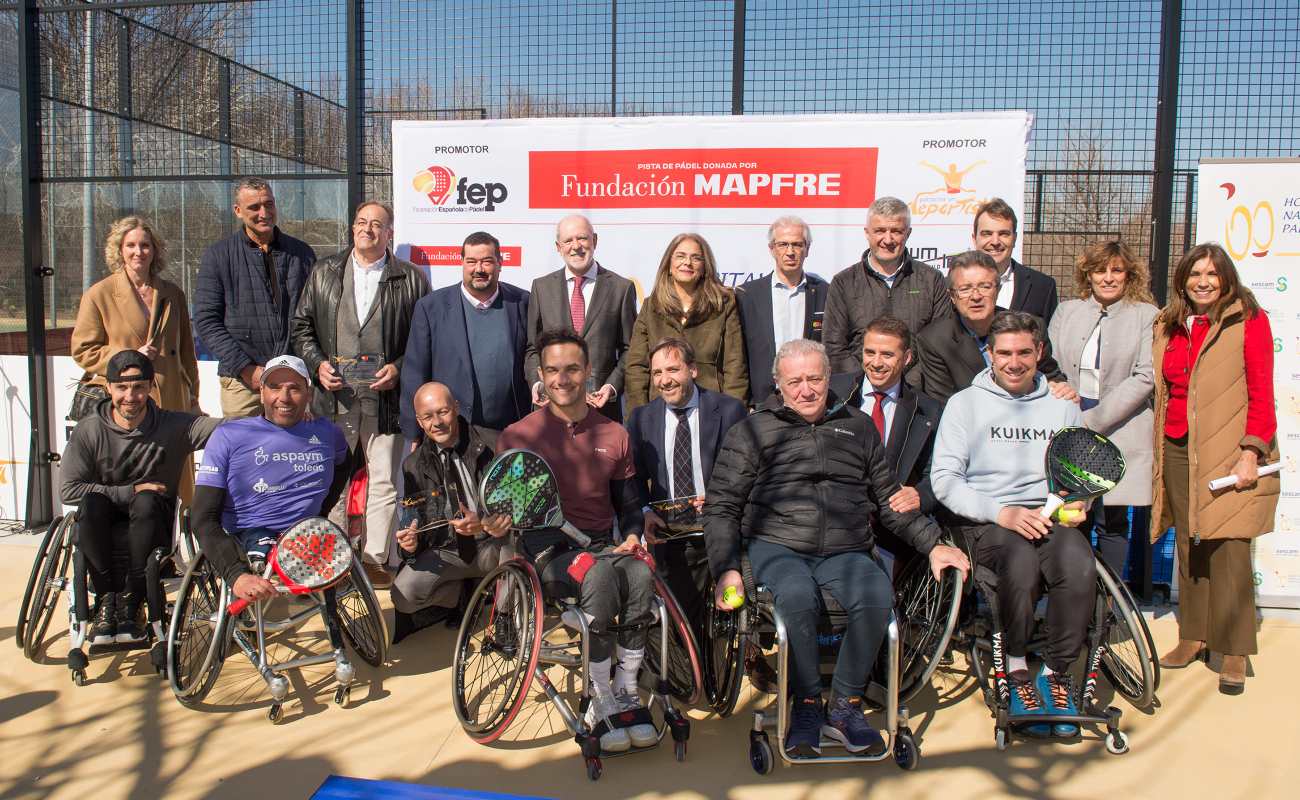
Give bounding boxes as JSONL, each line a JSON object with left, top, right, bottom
{"left": 523, "top": 214, "right": 639, "bottom": 422}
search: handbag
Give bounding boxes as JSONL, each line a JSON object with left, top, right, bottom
{"left": 67, "top": 379, "right": 108, "bottom": 422}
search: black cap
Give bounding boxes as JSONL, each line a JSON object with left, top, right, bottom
{"left": 106, "top": 350, "right": 156, "bottom": 383}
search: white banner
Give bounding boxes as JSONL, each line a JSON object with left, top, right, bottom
{"left": 1197, "top": 158, "right": 1300, "bottom": 609}
{"left": 391, "top": 112, "right": 1032, "bottom": 294}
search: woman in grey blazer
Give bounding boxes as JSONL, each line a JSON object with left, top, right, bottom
{"left": 1048, "top": 241, "right": 1159, "bottom": 576}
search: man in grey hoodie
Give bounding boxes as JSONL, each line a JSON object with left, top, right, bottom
{"left": 930, "top": 311, "right": 1092, "bottom": 738}
{"left": 60, "top": 350, "right": 222, "bottom": 646}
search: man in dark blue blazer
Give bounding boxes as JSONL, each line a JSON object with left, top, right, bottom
{"left": 400, "top": 231, "right": 530, "bottom": 440}
{"left": 971, "top": 198, "right": 1059, "bottom": 324}
{"left": 627, "top": 337, "right": 747, "bottom": 633}
{"left": 736, "top": 216, "right": 829, "bottom": 406}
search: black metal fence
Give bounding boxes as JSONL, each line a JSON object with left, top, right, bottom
{"left": 2, "top": 0, "right": 1297, "bottom": 526}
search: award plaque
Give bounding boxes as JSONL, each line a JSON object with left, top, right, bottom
{"left": 648, "top": 495, "right": 704, "bottom": 538}
{"left": 332, "top": 353, "right": 383, "bottom": 386}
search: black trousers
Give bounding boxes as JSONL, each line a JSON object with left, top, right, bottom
{"left": 1085, "top": 501, "right": 1136, "bottom": 579}
{"left": 652, "top": 535, "right": 711, "bottom": 639}
{"left": 77, "top": 491, "right": 174, "bottom": 597}
{"left": 960, "top": 520, "right": 1097, "bottom": 673}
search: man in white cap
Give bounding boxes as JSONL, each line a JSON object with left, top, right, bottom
{"left": 192, "top": 355, "right": 352, "bottom": 601}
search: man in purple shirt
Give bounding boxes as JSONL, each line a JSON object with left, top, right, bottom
{"left": 193, "top": 354, "right": 350, "bottom": 602}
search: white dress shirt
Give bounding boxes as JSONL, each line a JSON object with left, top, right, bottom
{"left": 437, "top": 445, "right": 480, "bottom": 514}
{"left": 460, "top": 284, "right": 500, "bottom": 310}
{"left": 770, "top": 272, "right": 807, "bottom": 350}
{"left": 859, "top": 379, "right": 903, "bottom": 443}
{"left": 663, "top": 387, "right": 705, "bottom": 498}
{"left": 352, "top": 251, "right": 386, "bottom": 319}
{"left": 566, "top": 265, "right": 598, "bottom": 316}
{"left": 996, "top": 262, "right": 1016, "bottom": 310}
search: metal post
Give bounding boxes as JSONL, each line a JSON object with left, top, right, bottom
{"left": 218, "top": 60, "right": 232, "bottom": 179}
{"left": 116, "top": 17, "right": 134, "bottom": 210}
{"left": 731, "top": 0, "right": 746, "bottom": 115}
{"left": 1033, "top": 172, "right": 1045, "bottom": 233}
{"left": 345, "top": 0, "right": 365, "bottom": 217}
{"left": 1148, "top": 0, "right": 1182, "bottom": 307}
{"left": 19, "top": 0, "right": 54, "bottom": 528}
{"left": 1182, "top": 173, "right": 1195, "bottom": 257}
{"left": 609, "top": 0, "right": 618, "bottom": 116}
{"left": 81, "top": 14, "right": 96, "bottom": 295}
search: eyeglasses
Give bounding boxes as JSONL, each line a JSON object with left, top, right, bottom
{"left": 673, "top": 253, "right": 705, "bottom": 265}
{"left": 952, "top": 282, "right": 997, "bottom": 298}
{"left": 352, "top": 219, "right": 389, "bottom": 231}
{"left": 771, "top": 241, "right": 807, "bottom": 252}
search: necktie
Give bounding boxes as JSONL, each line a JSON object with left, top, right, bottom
{"left": 672, "top": 407, "right": 696, "bottom": 497}
{"left": 441, "top": 449, "right": 464, "bottom": 518}
{"left": 871, "top": 391, "right": 887, "bottom": 442}
{"left": 570, "top": 274, "right": 586, "bottom": 333}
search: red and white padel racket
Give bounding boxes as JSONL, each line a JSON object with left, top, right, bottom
{"left": 228, "top": 517, "right": 354, "bottom": 614}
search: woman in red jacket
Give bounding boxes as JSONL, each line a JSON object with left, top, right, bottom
{"left": 1150, "top": 243, "right": 1280, "bottom": 695}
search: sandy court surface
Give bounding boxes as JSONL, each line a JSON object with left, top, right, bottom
{"left": 2, "top": 533, "right": 1298, "bottom": 800}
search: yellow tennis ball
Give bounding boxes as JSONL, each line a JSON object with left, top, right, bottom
{"left": 1053, "top": 507, "right": 1086, "bottom": 526}
{"left": 722, "top": 585, "right": 745, "bottom": 609}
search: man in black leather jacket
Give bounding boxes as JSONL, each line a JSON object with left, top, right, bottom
{"left": 290, "top": 200, "right": 430, "bottom": 585}
{"left": 704, "top": 338, "right": 968, "bottom": 759}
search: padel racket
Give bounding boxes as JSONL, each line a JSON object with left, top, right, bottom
{"left": 648, "top": 495, "right": 704, "bottom": 538}
{"left": 228, "top": 517, "right": 353, "bottom": 614}
{"left": 1040, "top": 427, "right": 1126, "bottom": 520}
{"left": 478, "top": 449, "right": 592, "bottom": 548}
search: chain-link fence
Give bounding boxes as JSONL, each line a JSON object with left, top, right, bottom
{"left": 1, "top": 0, "right": 1296, "bottom": 524}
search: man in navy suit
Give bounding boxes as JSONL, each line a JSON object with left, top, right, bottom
{"left": 627, "top": 337, "right": 747, "bottom": 628}
{"left": 971, "top": 198, "right": 1059, "bottom": 324}
{"left": 736, "top": 216, "right": 829, "bottom": 406}
{"left": 401, "top": 231, "right": 531, "bottom": 441}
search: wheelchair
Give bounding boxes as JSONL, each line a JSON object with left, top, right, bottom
{"left": 165, "top": 524, "right": 389, "bottom": 723}
{"left": 956, "top": 540, "right": 1159, "bottom": 754}
{"left": 737, "top": 549, "right": 966, "bottom": 774}
{"left": 16, "top": 507, "right": 193, "bottom": 686}
{"left": 451, "top": 536, "right": 701, "bottom": 782}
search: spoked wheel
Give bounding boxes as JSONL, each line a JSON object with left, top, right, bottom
{"left": 18, "top": 515, "right": 74, "bottom": 661}
{"left": 642, "top": 574, "right": 705, "bottom": 707}
{"left": 703, "top": 599, "right": 744, "bottom": 716}
{"left": 451, "top": 560, "right": 544, "bottom": 743}
{"left": 893, "top": 553, "right": 964, "bottom": 703}
{"left": 167, "top": 553, "right": 230, "bottom": 707}
{"left": 330, "top": 556, "right": 388, "bottom": 667}
{"left": 1095, "top": 560, "right": 1158, "bottom": 709}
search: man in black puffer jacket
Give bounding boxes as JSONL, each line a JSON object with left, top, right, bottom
{"left": 704, "top": 339, "right": 968, "bottom": 759}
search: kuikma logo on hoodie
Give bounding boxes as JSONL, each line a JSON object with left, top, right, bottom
{"left": 988, "top": 426, "right": 1053, "bottom": 443}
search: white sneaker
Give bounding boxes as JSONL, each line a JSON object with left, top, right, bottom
{"left": 583, "top": 691, "right": 631, "bottom": 753}
{"left": 614, "top": 688, "right": 659, "bottom": 748}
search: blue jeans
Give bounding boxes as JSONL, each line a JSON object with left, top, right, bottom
{"left": 748, "top": 539, "right": 893, "bottom": 700}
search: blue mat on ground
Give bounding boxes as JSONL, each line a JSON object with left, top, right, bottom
{"left": 311, "top": 776, "right": 555, "bottom": 800}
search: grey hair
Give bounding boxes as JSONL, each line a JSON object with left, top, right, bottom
{"left": 767, "top": 215, "right": 813, "bottom": 248}
{"left": 772, "top": 338, "right": 830, "bottom": 381}
{"left": 945, "top": 249, "right": 1000, "bottom": 289}
{"left": 555, "top": 213, "right": 594, "bottom": 241}
{"left": 234, "top": 176, "right": 273, "bottom": 201}
{"left": 866, "top": 196, "right": 911, "bottom": 228}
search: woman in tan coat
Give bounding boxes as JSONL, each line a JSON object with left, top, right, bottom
{"left": 72, "top": 216, "right": 202, "bottom": 499}
{"left": 1150, "top": 242, "right": 1280, "bottom": 694}
{"left": 623, "top": 233, "right": 748, "bottom": 411}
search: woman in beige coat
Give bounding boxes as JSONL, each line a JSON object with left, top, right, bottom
{"left": 1048, "top": 241, "right": 1158, "bottom": 577}
{"left": 623, "top": 233, "right": 748, "bottom": 411}
{"left": 71, "top": 216, "right": 202, "bottom": 500}
{"left": 1150, "top": 243, "right": 1280, "bottom": 694}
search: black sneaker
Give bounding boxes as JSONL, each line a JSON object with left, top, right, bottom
{"left": 824, "top": 695, "right": 886, "bottom": 755}
{"left": 115, "top": 591, "right": 147, "bottom": 643}
{"left": 90, "top": 592, "right": 117, "bottom": 646}
{"left": 784, "top": 696, "right": 825, "bottom": 758}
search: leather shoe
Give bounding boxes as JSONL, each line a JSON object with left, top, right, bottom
{"left": 1159, "top": 639, "right": 1206, "bottom": 669}
{"left": 363, "top": 562, "right": 393, "bottom": 589}
{"left": 1219, "top": 654, "right": 1247, "bottom": 695}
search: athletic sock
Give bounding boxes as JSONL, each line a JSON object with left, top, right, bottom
{"left": 1008, "top": 655, "right": 1029, "bottom": 675}
{"left": 613, "top": 645, "right": 645, "bottom": 696}
{"left": 588, "top": 657, "right": 615, "bottom": 709}
{"left": 1040, "top": 663, "right": 1056, "bottom": 677}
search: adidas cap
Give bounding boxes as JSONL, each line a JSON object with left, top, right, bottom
{"left": 263, "top": 354, "right": 310, "bottom": 382}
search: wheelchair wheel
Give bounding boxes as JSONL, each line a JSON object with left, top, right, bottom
{"left": 1096, "top": 560, "right": 1159, "bottom": 709}
{"left": 894, "top": 553, "right": 964, "bottom": 703}
{"left": 642, "top": 573, "right": 705, "bottom": 707}
{"left": 451, "top": 560, "right": 544, "bottom": 743}
{"left": 167, "top": 552, "right": 229, "bottom": 707}
{"left": 704, "top": 600, "right": 744, "bottom": 716}
{"left": 18, "top": 514, "right": 74, "bottom": 661}
{"left": 330, "top": 554, "right": 388, "bottom": 667}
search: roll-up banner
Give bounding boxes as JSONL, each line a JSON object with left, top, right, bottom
{"left": 1197, "top": 158, "right": 1300, "bottom": 609}
{"left": 391, "top": 112, "right": 1033, "bottom": 293}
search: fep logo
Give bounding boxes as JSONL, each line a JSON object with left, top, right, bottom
{"left": 412, "top": 165, "right": 510, "bottom": 212}
{"left": 911, "top": 159, "right": 988, "bottom": 221}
